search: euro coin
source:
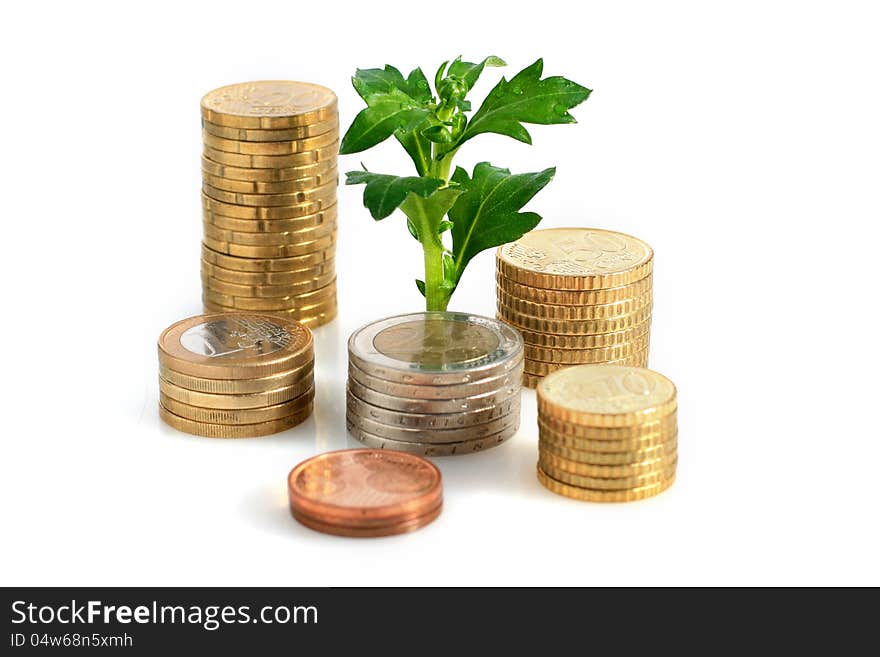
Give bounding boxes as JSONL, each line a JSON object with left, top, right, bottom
{"left": 348, "top": 421, "right": 518, "bottom": 456}
{"left": 346, "top": 378, "right": 518, "bottom": 415}
{"left": 539, "top": 449, "right": 678, "bottom": 478}
{"left": 201, "top": 190, "right": 335, "bottom": 219}
{"left": 201, "top": 243, "right": 335, "bottom": 272}
{"left": 539, "top": 412, "right": 678, "bottom": 441}
{"left": 346, "top": 388, "right": 520, "bottom": 429}
{"left": 539, "top": 437, "right": 677, "bottom": 465}
{"left": 202, "top": 271, "right": 337, "bottom": 299}
{"left": 203, "top": 301, "right": 337, "bottom": 328}
{"left": 347, "top": 361, "right": 522, "bottom": 400}
{"left": 291, "top": 505, "right": 441, "bottom": 537}
{"left": 201, "top": 179, "right": 337, "bottom": 207}
{"left": 537, "top": 466, "right": 675, "bottom": 502}
{"left": 202, "top": 117, "right": 338, "bottom": 142}
{"left": 346, "top": 410, "right": 520, "bottom": 444}
{"left": 537, "top": 365, "right": 677, "bottom": 427}
{"left": 202, "top": 232, "right": 337, "bottom": 258}
{"left": 202, "top": 129, "right": 339, "bottom": 155}
{"left": 201, "top": 258, "right": 334, "bottom": 285}
{"left": 159, "top": 375, "right": 313, "bottom": 409}
{"left": 203, "top": 280, "right": 335, "bottom": 308}
{"left": 523, "top": 334, "right": 650, "bottom": 364}
{"left": 157, "top": 313, "right": 312, "bottom": 379}
{"left": 203, "top": 143, "right": 338, "bottom": 169}
{"left": 497, "top": 303, "right": 652, "bottom": 335}
{"left": 159, "top": 361, "right": 313, "bottom": 395}
{"left": 497, "top": 228, "right": 653, "bottom": 290}
{"left": 539, "top": 459, "right": 677, "bottom": 490}
{"left": 202, "top": 219, "right": 336, "bottom": 246}
{"left": 201, "top": 81, "right": 338, "bottom": 129}
{"left": 203, "top": 209, "right": 336, "bottom": 233}
{"left": 509, "top": 322, "right": 650, "bottom": 349}
{"left": 497, "top": 289, "right": 653, "bottom": 320}
{"left": 201, "top": 169, "right": 338, "bottom": 194}
{"left": 496, "top": 272, "right": 653, "bottom": 305}
{"left": 159, "top": 402, "right": 312, "bottom": 437}
{"left": 160, "top": 388, "right": 314, "bottom": 424}
{"left": 523, "top": 351, "right": 648, "bottom": 376}
{"left": 201, "top": 155, "right": 337, "bottom": 182}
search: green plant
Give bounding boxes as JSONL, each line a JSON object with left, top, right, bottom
{"left": 340, "top": 56, "right": 591, "bottom": 311}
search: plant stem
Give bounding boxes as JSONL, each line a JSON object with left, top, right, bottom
{"left": 422, "top": 235, "right": 450, "bottom": 311}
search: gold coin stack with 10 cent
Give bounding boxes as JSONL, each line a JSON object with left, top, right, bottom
{"left": 536, "top": 364, "right": 678, "bottom": 502}
{"left": 158, "top": 313, "right": 315, "bottom": 437}
{"left": 496, "top": 228, "right": 654, "bottom": 387}
{"left": 200, "top": 81, "right": 339, "bottom": 328}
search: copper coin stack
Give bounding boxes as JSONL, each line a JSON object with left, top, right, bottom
{"left": 496, "top": 227, "right": 654, "bottom": 387}
{"left": 346, "top": 312, "right": 524, "bottom": 456}
{"left": 536, "top": 364, "right": 678, "bottom": 502}
{"left": 288, "top": 449, "right": 443, "bottom": 537}
{"left": 157, "top": 313, "right": 315, "bottom": 437}
{"left": 199, "top": 81, "right": 339, "bottom": 328}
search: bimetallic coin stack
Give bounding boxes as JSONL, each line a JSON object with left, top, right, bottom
{"left": 200, "top": 81, "right": 339, "bottom": 328}
{"left": 288, "top": 449, "right": 443, "bottom": 537}
{"left": 536, "top": 365, "right": 678, "bottom": 502}
{"left": 346, "top": 312, "right": 524, "bottom": 456}
{"left": 496, "top": 228, "right": 654, "bottom": 387}
{"left": 158, "top": 313, "right": 314, "bottom": 437}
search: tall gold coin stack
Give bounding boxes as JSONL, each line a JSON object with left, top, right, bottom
{"left": 496, "top": 227, "right": 654, "bottom": 388}
{"left": 536, "top": 365, "right": 677, "bottom": 502}
{"left": 157, "top": 313, "right": 315, "bottom": 438}
{"left": 199, "top": 81, "right": 339, "bottom": 328}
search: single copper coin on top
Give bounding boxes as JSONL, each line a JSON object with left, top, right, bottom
{"left": 287, "top": 449, "right": 442, "bottom": 537}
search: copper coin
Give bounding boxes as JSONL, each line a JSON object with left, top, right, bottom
{"left": 291, "top": 504, "right": 442, "bottom": 538}
{"left": 287, "top": 449, "right": 442, "bottom": 529}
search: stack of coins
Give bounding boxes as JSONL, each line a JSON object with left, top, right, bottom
{"left": 158, "top": 313, "right": 314, "bottom": 437}
{"left": 496, "top": 227, "right": 654, "bottom": 387}
{"left": 199, "top": 81, "right": 339, "bottom": 328}
{"left": 288, "top": 449, "right": 442, "bottom": 537}
{"left": 536, "top": 365, "right": 677, "bottom": 502}
{"left": 346, "top": 312, "right": 524, "bottom": 456}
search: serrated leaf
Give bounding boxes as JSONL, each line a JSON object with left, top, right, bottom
{"left": 447, "top": 55, "right": 506, "bottom": 92}
{"left": 415, "top": 279, "right": 426, "bottom": 296}
{"left": 403, "top": 67, "right": 433, "bottom": 102}
{"left": 448, "top": 162, "right": 555, "bottom": 284}
{"left": 345, "top": 171, "right": 445, "bottom": 220}
{"left": 339, "top": 99, "right": 430, "bottom": 154}
{"left": 352, "top": 65, "right": 432, "bottom": 103}
{"left": 457, "top": 59, "right": 590, "bottom": 146}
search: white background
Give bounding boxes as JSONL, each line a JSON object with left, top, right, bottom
{"left": 2, "top": 0, "right": 878, "bottom": 586}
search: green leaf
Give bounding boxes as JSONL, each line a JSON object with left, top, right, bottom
{"left": 437, "top": 220, "right": 453, "bottom": 234}
{"left": 345, "top": 171, "right": 445, "bottom": 220}
{"left": 447, "top": 55, "right": 506, "bottom": 92}
{"left": 457, "top": 59, "right": 591, "bottom": 146}
{"left": 421, "top": 125, "right": 453, "bottom": 143}
{"left": 406, "top": 217, "right": 420, "bottom": 240}
{"left": 398, "top": 187, "right": 464, "bottom": 238}
{"left": 403, "top": 67, "right": 433, "bottom": 102}
{"left": 415, "top": 279, "right": 426, "bottom": 296}
{"left": 394, "top": 115, "right": 434, "bottom": 175}
{"left": 448, "top": 162, "right": 555, "bottom": 284}
{"left": 352, "top": 65, "right": 432, "bottom": 103}
{"left": 340, "top": 99, "right": 429, "bottom": 154}
{"left": 434, "top": 61, "right": 449, "bottom": 94}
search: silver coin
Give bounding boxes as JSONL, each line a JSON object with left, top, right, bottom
{"left": 346, "top": 388, "right": 521, "bottom": 429}
{"left": 346, "top": 408, "right": 520, "bottom": 443}
{"left": 348, "top": 311, "right": 523, "bottom": 385}
{"left": 347, "top": 360, "right": 522, "bottom": 400}
{"left": 347, "top": 420, "right": 519, "bottom": 456}
{"left": 346, "top": 378, "right": 521, "bottom": 414}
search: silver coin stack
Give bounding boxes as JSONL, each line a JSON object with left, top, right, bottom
{"left": 346, "top": 312, "right": 524, "bottom": 456}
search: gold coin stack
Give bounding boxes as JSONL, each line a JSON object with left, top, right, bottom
{"left": 536, "top": 364, "right": 677, "bottom": 502}
{"left": 158, "top": 313, "right": 315, "bottom": 438}
{"left": 199, "top": 81, "right": 339, "bottom": 328}
{"left": 496, "top": 227, "right": 654, "bottom": 388}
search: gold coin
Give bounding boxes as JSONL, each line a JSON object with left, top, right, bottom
{"left": 523, "top": 333, "right": 651, "bottom": 364}
{"left": 201, "top": 243, "right": 334, "bottom": 272}
{"left": 157, "top": 313, "right": 313, "bottom": 380}
{"left": 509, "top": 321, "right": 651, "bottom": 349}
{"left": 160, "top": 388, "right": 314, "bottom": 424}
{"left": 498, "top": 304, "right": 652, "bottom": 335}
{"left": 201, "top": 81, "right": 338, "bottom": 129}
{"left": 203, "top": 143, "right": 337, "bottom": 170}
{"left": 202, "top": 219, "right": 336, "bottom": 246}
{"left": 524, "top": 351, "right": 648, "bottom": 376}
{"left": 201, "top": 192, "right": 335, "bottom": 220}
{"left": 159, "top": 373, "right": 314, "bottom": 410}
{"left": 496, "top": 272, "right": 653, "bottom": 305}
{"left": 202, "top": 180, "right": 337, "bottom": 208}
{"left": 539, "top": 412, "right": 678, "bottom": 441}
{"left": 202, "top": 270, "right": 336, "bottom": 298}
{"left": 538, "top": 365, "right": 677, "bottom": 427}
{"left": 537, "top": 465, "right": 674, "bottom": 502}
{"left": 202, "top": 232, "right": 337, "bottom": 258}
{"left": 159, "top": 402, "right": 313, "bottom": 437}
{"left": 202, "top": 129, "right": 339, "bottom": 155}
{"left": 539, "top": 449, "right": 677, "bottom": 478}
{"left": 497, "top": 289, "right": 653, "bottom": 320}
{"left": 201, "top": 169, "right": 338, "bottom": 194}
{"left": 159, "top": 361, "right": 313, "bottom": 395}
{"left": 497, "top": 228, "right": 653, "bottom": 290}
{"left": 203, "top": 284, "right": 336, "bottom": 312}
{"left": 540, "top": 458, "right": 676, "bottom": 490}
{"left": 201, "top": 155, "right": 337, "bottom": 182}
{"left": 202, "top": 117, "right": 338, "bottom": 142}
{"left": 203, "top": 207, "right": 336, "bottom": 234}
{"left": 203, "top": 301, "right": 337, "bottom": 328}
{"left": 540, "top": 427, "right": 677, "bottom": 455}
{"left": 539, "top": 437, "right": 677, "bottom": 465}
{"left": 201, "top": 259, "right": 334, "bottom": 286}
